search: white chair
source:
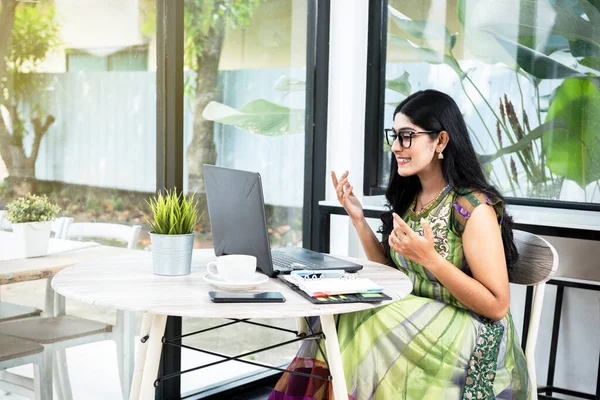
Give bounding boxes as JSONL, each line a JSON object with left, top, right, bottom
{"left": 0, "top": 210, "right": 9, "bottom": 231}
{"left": 0, "top": 222, "right": 142, "bottom": 400}
{"left": 62, "top": 221, "right": 142, "bottom": 250}
{"left": 510, "top": 230, "right": 559, "bottom": 400}
{"left": 0, "top": 333, "right": 48, "bottom": 400}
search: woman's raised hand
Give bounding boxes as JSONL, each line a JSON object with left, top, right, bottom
{"left": 331, "top": 170, "right": 364, "bottom": 222}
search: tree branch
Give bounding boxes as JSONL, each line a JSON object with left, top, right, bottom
{"left": 29, "top": 114, "right": 55, "bottom": 163}
{"left": 0, "top": 0, "right": 17, "bottom": 165}
{"left": 0, "top": 0, "right": 17, "bottom": 82}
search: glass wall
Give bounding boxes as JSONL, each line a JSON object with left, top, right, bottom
{"left": 0, "top": 0, "right": 156, "bottom": 398}
{"left": 377, "top": 0, "right": 600, "bottom": 205}
{"left": 180, "top": 0, "right": 307, "bottom": 395}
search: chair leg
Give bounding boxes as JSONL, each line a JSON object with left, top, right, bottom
{"left": 139, "top": 314, "right": 167, "bottom": 400}
{"left": 40, "top": 350, "right": 54, "bottom": 400}
{"left": 33, "top": 358, "right": 45, "bottom": 400}
{"left": 55, "top": 349, "right": 73, "bottom": 400}
{"left": 525, "top": 283, "right": 546, "bottom": 400}
{"left": 116, "top": 310, "right": 136, "bottom": 399}
{"left": 43, "top": 279, "right": 55, "bottom": 317}
{"left": 321, "top": 314, "right": 348, "bottom": 400}
{"left": 129, "top": 312, "right": 155, "bottom": 400}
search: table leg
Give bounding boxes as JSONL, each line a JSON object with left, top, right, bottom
{"left": 129, "top": 313, "right": 154, "bottom": 400}
{"left": 117, "top": 310, "right": 136, "bottom": 400}
{"left": 138, "top": 314, "right": 167, "bottom": 400}
{"left": 321, "top": 314, "right": 347, "bottom": 400}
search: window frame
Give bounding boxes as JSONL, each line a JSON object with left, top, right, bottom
{"left": 363, "top": 0, "right": 600, "bottom": 211}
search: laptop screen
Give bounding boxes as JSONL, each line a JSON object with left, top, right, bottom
{"left": 203, "top": 164, "right": 275, "bottom": 277}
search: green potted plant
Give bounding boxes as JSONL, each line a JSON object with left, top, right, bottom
{"left": 6, "top": 193, "right": 60, "bottom": 258}
{"left": 146, "top": 189, "right": 200, "bottom": 276}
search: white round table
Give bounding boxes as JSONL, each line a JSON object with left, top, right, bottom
{"left": 52, "top": 249, "right": 413, "bottom": 400}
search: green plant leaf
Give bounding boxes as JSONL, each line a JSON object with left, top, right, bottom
{"left": 543, "top": 77, "right": 600, "bottom": 187}
{"left": 479, "top": 120, "right": 569, "bottom": 164}
{"left": 388, "top": 6, "right": 454, "bottom": 49}
{"left": 487, "top": 31, "right": 584, "bottom": 79}
{"left": 387, "top": 35, "right": 462, "bottom": 76}
{"left": 457, "top": 0, "right": 467, "bottom": 26}
{"left": 462, "top": 0, "right": 600, "bottom": 68}
{"left": 580, "top": 56, "right": 600, "bottom": 70}
{"left": 386, "top": 71, "right": 411, "bottom": 96}
{"left": 570, "top": 39, "right": 600, "bottom": 57}
{"left": 202, "top": 100, "right": 304, "bottom": 136}
{"left": 273, "top": 75, "right": 306, "bottom": 94}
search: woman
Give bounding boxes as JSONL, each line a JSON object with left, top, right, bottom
{"left": 269, "top": 90, "right": 530, "bottom": 399}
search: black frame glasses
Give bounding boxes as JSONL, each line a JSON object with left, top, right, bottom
{"left": 384, "top": 129, "right": 439, "bottom": 149}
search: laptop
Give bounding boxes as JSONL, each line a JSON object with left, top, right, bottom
{"left": 203, "top": 164, "right": 363, "bottom": 278}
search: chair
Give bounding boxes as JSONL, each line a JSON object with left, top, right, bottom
{"left": 0, "top": 333, "right": 48, "bottom": 400}
{"left": 62, "top": 221, "right": 142, "bottom": 250}
{"left": 0, "top": 222, "right": 142, "bottom": 400}
{"left": 510, "top": 230, "right": 559, "bottom": 400}
{"left": 0, "top": 210, "right": 8, "bottom": 231}
{"left": 0, "top": 216, "right": 71, "bottom": 324}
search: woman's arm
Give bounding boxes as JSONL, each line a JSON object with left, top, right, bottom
{"left": 331, "top": 170, "right": 390, "bottom": 264}
{"left": 351, "top": 217, "right": 389, "bottom": 265}
{"left": 390, "top": 205, "right": 510, "bottom": 321}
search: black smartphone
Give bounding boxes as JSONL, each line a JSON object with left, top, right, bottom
{"left": 209, "top": 291, "right": 286, "bottom": 303}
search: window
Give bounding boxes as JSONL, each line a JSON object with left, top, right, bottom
{"left": 0, "top": 0, "right": 155, "bottom": 398}
{"left": 67, "top": 45, "right": 150, "bottom": 72}
{"left": 365, "top": 0, "right": 600, "bottom": 208}
{"left": 179, "top": 0, "right": 310, "bottom": 396}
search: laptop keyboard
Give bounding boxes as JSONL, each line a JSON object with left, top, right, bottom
{"left": 271, "top": 251, "right": 328, "bottom": 272}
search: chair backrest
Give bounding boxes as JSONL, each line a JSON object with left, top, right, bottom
{"left": 62, "top": 221, "right": 142, "bottom": 249}
{"left": 509, "top": 229, "right": 559, "bottom": 399}
{"left": 0, "top": 210, "right": 8, "bottom": 231}
{"left": 51, "top": 217, "right": 67, "bottom": 238}
{"left": 509, "top": 230, "right": 559, "bottom": 285}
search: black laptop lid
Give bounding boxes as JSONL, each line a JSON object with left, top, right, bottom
{"left": 203, "top": 164, "right": 275, "bottom": 277}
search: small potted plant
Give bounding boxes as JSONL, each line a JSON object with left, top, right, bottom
{"left": 146, "top": 188, "right": 200, "bottom": 276}
{"left": 6, "top": 193, "right": 61, "bottom": 258}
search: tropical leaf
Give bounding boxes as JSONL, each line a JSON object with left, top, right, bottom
{"left": 479, "top": 120, "right": 569, "bottom": 164}
{"left": 487, "top": 31, "right": 584, "bottom": 79}
{"left": 273, "top": 75, "right": 306, "bottom": 94}
{"left": 202, "top": 100, "right": 304, "bottom": 136}
{"left": 388, "top": 6, "right": 455, "bottom": 50}
{"left": 386, "top": 71, "right": 411, "bottom": 96}
{"left": 580, "top": 57, "right": 600, "bottom": 70}
{"left": 460, "top": 0, "right": 600, "bottom": 67}
{"left": 387, "top": 35, "right": 462, "bottom": 76}
{"left": 543, "top": 77, "right": 600, "bottom": 187}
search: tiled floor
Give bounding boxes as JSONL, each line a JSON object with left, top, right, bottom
{"left": 0, "top": 339, "right": 273, "bottom": 400}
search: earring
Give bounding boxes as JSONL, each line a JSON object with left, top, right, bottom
{"left": 437, "top": 149, "right": 444, "bottom": 160}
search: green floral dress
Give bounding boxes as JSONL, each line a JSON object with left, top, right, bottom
{"left": 269, "top": 187, "right": 531, "bottom": 400}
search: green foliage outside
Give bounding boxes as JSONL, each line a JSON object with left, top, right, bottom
{"left": 6, "top": 192, "right": 60, "bottom": 223}
{"left": 203, "top": 0, "right": 600, "bottom": 201}
{"left": 0, "top": 1, "right": 62, "bottom": 186}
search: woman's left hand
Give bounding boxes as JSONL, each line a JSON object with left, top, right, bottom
{"left": 389, "top": 213, "right": 440, "bottom": 268}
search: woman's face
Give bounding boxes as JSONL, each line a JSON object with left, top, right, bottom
{"left": 391, "top": 112, "right": 440, "bottom": 177}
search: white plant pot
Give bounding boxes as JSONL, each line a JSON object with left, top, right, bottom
{"left": 12, "top": 221, "right": 52, "bottom": 258}
{"left": 149, "top": 232, "right": 195, "bottom": 276}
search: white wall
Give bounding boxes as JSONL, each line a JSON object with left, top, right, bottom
{"left": 325, "top": 0, "right": 600, "bottom": 395}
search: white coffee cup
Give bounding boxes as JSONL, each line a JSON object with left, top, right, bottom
{"left": 207, "top": 254, "right": 257, "bottom": 282}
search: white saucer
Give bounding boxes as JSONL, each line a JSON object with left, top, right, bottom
{"left": 203, "top": 272, "right": 269, "bottom": 291}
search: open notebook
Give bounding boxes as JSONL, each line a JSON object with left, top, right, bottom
{"left": 283, "top": 273, "right": 384, "bottom": 297}
{"left": 280, "top": 274, "right": 391, "bottom": 304}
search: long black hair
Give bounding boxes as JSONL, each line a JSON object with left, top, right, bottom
{"left": 380, "top": 89, "right": 519, "bottom": 273}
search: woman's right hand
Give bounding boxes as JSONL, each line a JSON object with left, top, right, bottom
{"left": 331, "top": 170, "right": 364, "bottom": 222}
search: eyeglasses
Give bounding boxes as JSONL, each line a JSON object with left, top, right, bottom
{"left": 384, "top": 129, "right": 439, "bottom": 148}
